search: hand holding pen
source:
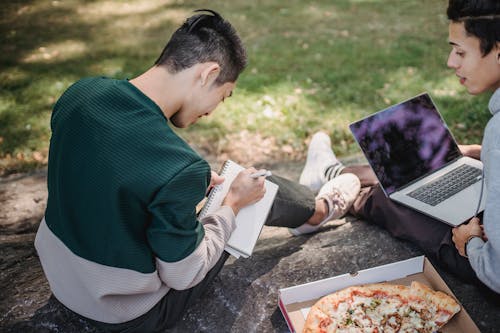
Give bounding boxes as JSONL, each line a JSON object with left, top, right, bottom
{"left": 223, "top": 168, "right": 268, "bottom": 214}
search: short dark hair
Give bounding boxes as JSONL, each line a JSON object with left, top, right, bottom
{"left": 155, "top": 9, "right": 247, "bottom": 85}
{"left": 447, "top": 0, "right": 500, "bottom": 56}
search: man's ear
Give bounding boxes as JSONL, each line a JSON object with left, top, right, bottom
{"left": 200, "top": 63, "right": 221, "bottom": 86}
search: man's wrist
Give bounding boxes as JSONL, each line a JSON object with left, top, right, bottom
{"left": 464, "top": 235, "right": 481, "bottom": 258}
{"left": 222, "top": 197, "right": 241, "bottom": 216}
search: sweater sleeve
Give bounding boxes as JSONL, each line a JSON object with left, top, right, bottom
{"left": 156, "top": 206, "right": 236, "bottom": 290}
{"left": 467, "top": 148, "right": 500, "bottom": 293}
{"left": 146, "top": 160, "right": 236, "bottom": 290}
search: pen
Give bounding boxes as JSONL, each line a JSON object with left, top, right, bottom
{"left": 250, "top": 170, "right": 272, "bottom": 178}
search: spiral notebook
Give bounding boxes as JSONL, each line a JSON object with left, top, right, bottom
{"left": 199, "top": 160, "right": 279, "bottom": 258}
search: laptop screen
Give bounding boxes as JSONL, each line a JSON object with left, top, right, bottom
{"left": 349, "top": 93, "right": 462, "bottom": 195}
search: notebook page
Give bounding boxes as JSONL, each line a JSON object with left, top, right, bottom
{"left": 199, "top": 160, "right": 278, "bottom": 257}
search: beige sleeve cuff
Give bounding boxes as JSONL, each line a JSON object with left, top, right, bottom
{"left": 156, "top": 205, "right": 236, "bottom": 290}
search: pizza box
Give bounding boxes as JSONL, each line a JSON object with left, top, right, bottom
{"left": 278, "top": 256, "right": 479, "bottom": 333}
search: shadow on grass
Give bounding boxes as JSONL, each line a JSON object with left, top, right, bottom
{"left": 0, "top": 0, "right": 491, "bottom": 174}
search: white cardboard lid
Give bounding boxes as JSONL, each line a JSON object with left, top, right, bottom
{"left": 279, "top": 256, "right": 424, "bottom": 304}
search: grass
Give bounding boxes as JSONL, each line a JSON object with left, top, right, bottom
{"left": 0, "top": 0, "right": 492, "bottom": 175}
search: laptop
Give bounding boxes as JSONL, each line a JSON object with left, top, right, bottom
{"left": 349, "top": 92, "right": 485, "bottom": 226}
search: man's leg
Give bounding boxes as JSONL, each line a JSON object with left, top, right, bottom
{"left": 264, "top": 175, "right": 317, "bottom": 228}
{"left": 264, "top": 173, "right": 360, "bottom": 233}
{"left": 340, "top": 164, "right": 500, "bottom": 299}
{"left": 354, "top": 185, "right": 500, "bottom": 302}
{"left": 351, "top": 182, "right": 479, "bottom": 283}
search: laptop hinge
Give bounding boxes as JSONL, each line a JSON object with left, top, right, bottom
{"left": 394, "top": 156, "right": 463, "bottom": 193}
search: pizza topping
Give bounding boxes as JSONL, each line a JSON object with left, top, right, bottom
{"left": 319, "top": 317, "right": 333, "bottom": 329}
{"left": 369, "top": 299, "right": 381, "bottom": 309}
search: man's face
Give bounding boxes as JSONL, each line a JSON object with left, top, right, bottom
{"left": 170, "top": 80, "right": 235, "bottom": 128}
{"left": 447, "top": 22, "right": 500, "bottom": 95}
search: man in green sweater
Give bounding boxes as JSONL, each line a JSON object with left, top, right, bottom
{"left": 35, "top": 9, "right": 360, "bottom": 332}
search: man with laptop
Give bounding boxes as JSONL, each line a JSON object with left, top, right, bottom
{"left": 299, "top": 0, "right": 500, "bottom": 296}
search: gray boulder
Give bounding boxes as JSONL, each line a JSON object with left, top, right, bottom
{"left": 1, "top": 163, "right": 499, "bottom": 332}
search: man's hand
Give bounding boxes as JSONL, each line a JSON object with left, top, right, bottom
{"left": 458, "top": 144, "right": 482, "bottom": 160}
{"left": 206, "top": 171, "right": 225, "bottom": 196}
{"left": 222, "top": 168, "right": 266, "bottom": 215}
{"left": 452, "top": 217, "right": 483, "bottom": 257}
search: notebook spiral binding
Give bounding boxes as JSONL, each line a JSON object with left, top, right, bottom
{"left": 199, "top": 161, "right": 231, "bottom": 218}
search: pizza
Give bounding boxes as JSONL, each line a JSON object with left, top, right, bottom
{"left": 303, "top": 281, "right": 461, "bottom": 333}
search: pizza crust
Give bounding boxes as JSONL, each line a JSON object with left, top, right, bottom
{"left": 303, "top": 306, "right": 333, "bottom": 333}
{"left": 410, "top": 281, "right": 461, "bottom": 315}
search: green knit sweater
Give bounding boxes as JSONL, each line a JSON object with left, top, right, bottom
{"left": 44, "top": 77, "right": 210, "bottom": 273}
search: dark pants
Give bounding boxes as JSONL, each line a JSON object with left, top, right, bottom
{"left": 90, "top": 175, "right": 316, "bottom": 332}
{"left": 89, "top": 252, "right": 231, "bottom": 333}
{"left": 352, "top": 183, "right": 478, "bottom": 282}
{"left": 346, "top": 165, "right": 500, "bottom": 299}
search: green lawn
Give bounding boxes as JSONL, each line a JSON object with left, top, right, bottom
{"left": 0, "top": 0, "right": 491, "bottom": 175}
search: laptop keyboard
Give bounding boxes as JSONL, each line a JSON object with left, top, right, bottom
{"left": 408, "top": 164, "right": 482, "bottom": 206}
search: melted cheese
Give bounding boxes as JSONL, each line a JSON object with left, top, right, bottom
{"left": 322, "top": 293, "right": 442, "bottom": 332}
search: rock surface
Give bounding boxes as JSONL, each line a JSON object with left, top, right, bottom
{"left": 1, "top": 161, "right": 500, "bottom": 332}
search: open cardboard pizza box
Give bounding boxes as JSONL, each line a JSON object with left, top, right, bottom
{"left": 278, "top": 256, "right": 479, "bottom": 333}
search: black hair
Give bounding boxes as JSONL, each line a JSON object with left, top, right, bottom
{"left": 447, "top": 0, "right": 500, "bottom": 56}
{"left": 154, "top": 9, "right": 247, "bottom": 85}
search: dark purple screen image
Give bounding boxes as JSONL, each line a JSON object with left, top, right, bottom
{"left": 350, "top": 94, "right": 461, "bottom": 194}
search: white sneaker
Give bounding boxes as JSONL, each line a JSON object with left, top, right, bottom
{"left": 289, "top": 174, "right": 361, "bottom": 236}
{"left": 299, "top": 132, "right": 345, "bottom": 193}
{"left": 317, "top": 173, "right": 360, "bottom": 219}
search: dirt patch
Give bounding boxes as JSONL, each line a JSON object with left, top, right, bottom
{"left": 0, "top": 169, "right": 47, "bottom": 235}
{"left": 0, "top": 169, "right": 50, "bottom": 329}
